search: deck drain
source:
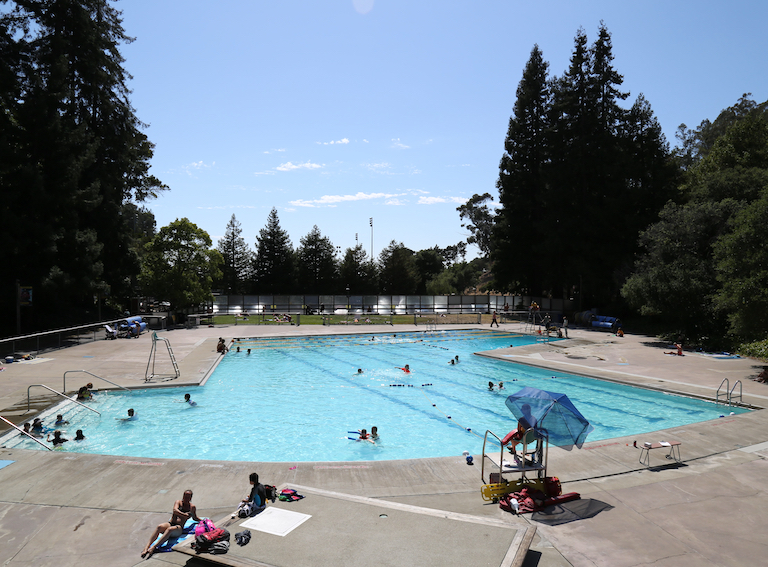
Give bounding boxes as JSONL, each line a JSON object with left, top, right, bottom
{"left": 379, "top": 514, "right": 388, "bottom": 518}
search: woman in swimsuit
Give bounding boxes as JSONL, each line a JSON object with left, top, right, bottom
{"left": 141, "top": 490, "right": 200, "bottom": 558}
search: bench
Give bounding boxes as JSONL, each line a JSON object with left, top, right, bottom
{"left": 639, "top": 441, "right": 682, "bottom": 466}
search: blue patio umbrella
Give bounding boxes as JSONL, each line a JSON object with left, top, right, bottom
{"left": 505, "top": 387, "right": 593, "bottom": 449}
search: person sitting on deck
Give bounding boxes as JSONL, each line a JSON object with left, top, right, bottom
{"left": 141, "top": 490, "right": 200, "bottom": 559}
{"left": 234, "top": 473, "right": 267, "bottom": 518}
{"left": 665, "top": 343, "right": 684, "bottom": 356}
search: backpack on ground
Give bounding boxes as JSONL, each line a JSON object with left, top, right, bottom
{"left": 208, "top": 540, "right": 230, "bottom": 554}
{"left": 264, "top": 484, "right": 278, "bottom": 503}
{"left": 192, "top": 528, "right": 230, "bottom": 553}
{"left": 194, "top": 517, "right": 216, "bottom": 536}
{"left": 278, "top": 488, "right": 305, "bottom": 502}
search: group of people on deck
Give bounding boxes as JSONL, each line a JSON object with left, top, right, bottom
{"left": 140, "top": 473, "right": 270, "bottom": 559}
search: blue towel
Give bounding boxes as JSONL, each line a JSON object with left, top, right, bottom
{"left": 152, "top": 518, "right": 198, "bottom": 552}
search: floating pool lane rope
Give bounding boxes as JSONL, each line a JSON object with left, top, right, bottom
{"left": 417, "top": 386, "right": 487, "bottom": 443}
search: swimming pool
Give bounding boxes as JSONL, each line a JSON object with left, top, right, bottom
{"left": 2, "top": 330, "right": 747, "bottom": 461}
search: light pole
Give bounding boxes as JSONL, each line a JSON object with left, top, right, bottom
{"left": 369, "top": 217, "right": 374, "bottom": 263}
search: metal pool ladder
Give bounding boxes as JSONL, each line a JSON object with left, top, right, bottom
{"left": 145, "top": 332, "right": 180, "bottom": 382}
{"left": 716, "top": 378, "right": 742, "bottom": 406}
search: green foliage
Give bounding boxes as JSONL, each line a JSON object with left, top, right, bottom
{"left": 296, "top": 225, "right": 338, "bottom": 294}
{"left": 139, "top": 218, "right": 222, "bottom": 311}
{"left": 491, "top": 25, "right": 675, "bottom": 303}
{"left": 712, "top": 189, "right": 768, "bottom": 340}
{"left": 426, "top": 261, "right": 480, "bottom": 295}
{"left": 621, "top": 201, "right": 732, "bottom": 340}
{"left": 456, "top": 193, "right": 495, "bottom": 257}
{"left": 736, "top": 339, "right": 768, "bottom": 361}
{"left": 339, "top": 244, "right": 378, "bottom": 294}
{"left": 0, "top": 0, "right": 164, "bottom": 332}
{"left": 414, "top": 247, "right": 446, "bottom": 294}
{"left": 216, "top": 214, "right": 253, "bottom": 294}
{"left": 253, "top": 208, "right": 296, "bottom": 294}
{"left": 625, "top": 97, "right": 768, "bottom": 342}
{"left": 377, "top": 241, "right": 417, "bottom": 294}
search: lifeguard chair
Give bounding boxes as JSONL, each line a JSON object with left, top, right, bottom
{"left": 480, "top": 426, "right": 549, "bottom": 501}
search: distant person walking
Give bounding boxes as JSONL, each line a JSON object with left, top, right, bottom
{"left": 491, "top": 311, "right": 499, "bottom": 328}
{"left": 562, "top": 316, "right": 569, "bottom": 338}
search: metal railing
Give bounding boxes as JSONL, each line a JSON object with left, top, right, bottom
{"left": 716, "top": 378, "right": 743, "bottom": 406}
{"left": 27, "top": 384, "right": 100, "bottom": 415}
{"left": 0, "top": 415, "right": 52, "bottom": 450}
{"left": 63, "top": 370, "right": 130, "bottom": 394}
{"left": 1, "top": 319, "right": 126, "bottom": 357}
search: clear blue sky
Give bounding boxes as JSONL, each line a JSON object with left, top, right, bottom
{"left": 119, "top": 0, "right": 768, "bottom": 260}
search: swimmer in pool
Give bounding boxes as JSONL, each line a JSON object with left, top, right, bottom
{"left": 397, "top": 364, "right": 411, "bottom": 373}
{"left": 47, "top": 430, "right": 68, "bottom": 446}
{"left": 357, "top": 368, "right": 363, "bottom": 374}
{"left": 118, "top": 408, "right": 137, "bottom": 421}
{"left": 370, "top": 426, "right": 379, "bottom": 441}
{"left": 55, "top": 414, "right": 69, "bottom": 426}
{"left": 184, "top": 393, "right": 197, "bottom": 406}
{"left": 74, "top": 429, "right": 85, "bottom": 440}
{"left": 358, "top": 429, "right": 375, "bottom": 444}
{"left": 455, "top": 355, "right": 459, "bottom": 363}
{"left": 449, "top": 359, "right": 455, "bottom": 365}
{"left": 22, "top": 422, "right": 42, "bottom": 438}
{"left": 498, "top": 381, "right": 504, "bottom": 390}
{"left": 488, "top": 381, "right": 495, "bottom": 391}
{"left": 247, "top": 348, "right": 251, "bottom": 354}
{"left": 236, "top": 346, "right": 241, "bottom": 353}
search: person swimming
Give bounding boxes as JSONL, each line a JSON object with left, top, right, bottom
{"left": 55, "top": 414, "right": 69, "bottom": 426}
{"left": 488, "top": 381, "right": 495, "bottom": 391}
{"left": 357, "top": 368, "right": 363, "bottom": 374}
{"left": 358, "top": 429, "right": 375, "bottom": 443}
{"left": 370, "top": 426, "right": 379, "bottom": 441}
{"left": 74, "top": 429, "right": 85, "bottom": 440}
{"left": 118, "top": 408, "right": 137, "bottom": 421}
{"left": 184, "top": 393, "right": 197, "bottom": 406}
{"left": 397, "top": 364, "right": 411, "bottom": 373}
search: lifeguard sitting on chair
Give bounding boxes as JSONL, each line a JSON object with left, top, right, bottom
{"left": 502, "top": 418, "right": 537, "bottom": 462}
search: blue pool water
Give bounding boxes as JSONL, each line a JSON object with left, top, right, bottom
{"left": 3, "top": 330, "right": 746, "bottom": 461}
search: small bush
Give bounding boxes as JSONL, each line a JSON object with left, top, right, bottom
{"left": 736, "top": 338, "right": 768, "bottom": 361}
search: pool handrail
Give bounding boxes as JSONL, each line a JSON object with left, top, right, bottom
{"left": 0, "top": 415, "right": 53, "bottom": 450}
{"left": 27, "top": 384, "right": 101, "bottom": 415}
{"left": 63, "top": 370, "right": 130, "bottom": 394}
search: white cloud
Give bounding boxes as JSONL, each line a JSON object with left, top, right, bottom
{"left": 385, "top": 198, "right": 407, "bottom": 206}
{"left": 181, "top": 160, "right": 215, "bottom": 176}
{"left": 254, "top": 170, "right": 276, "bottom": 176}
{"left": 276, "top": 161, "right": 324, "bottom": 172}
{"left": 418, "top": 196, "right": 467, "bottom": 205}
{"left": 364, "top": 162, "right": 392, "bottom": 174}
{"left": 263, "top": 149, "right": 286, "bottom": 154}
{"left": 289, "top": 191, "right": 405, "bottom": 208}
{"left": 363, "top": 139, "right": 369, "bottom": 143}
{"left": 391, "top": 138, "right": 409, "bottom": 149}
{"left": 317, "top": 138, "right": 350, "bottom": 145}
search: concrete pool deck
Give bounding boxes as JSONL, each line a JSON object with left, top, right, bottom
{"left": 1, "top": 322, "right": 767, "bottom": 566}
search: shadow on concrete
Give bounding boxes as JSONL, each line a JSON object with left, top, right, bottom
{"left": 530, "top": 499, "right": 614, "bottom": 526}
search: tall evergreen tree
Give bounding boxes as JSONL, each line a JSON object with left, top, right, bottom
{"left": 491, "top": 44, "right": 550, "bottom": 294}
{"left": 492, "top": 24, "right": 673, "bottom": 306}
{"left": 253, "top": 208, "right": 296, "bottom": 294}
{"left": 339, "top": 244, "right": 378, "bottom": 295}
{"left": 0, "top": 0, "right": 165, "bottom": 332}
{"left": 378, "top": 241, "right": 417, "bottom": 294}
{"left": 296, "top": 225, "right": 338, "bottom": 294}
{"left": 216, "top": 214, "right": 252, "bottom": 294}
